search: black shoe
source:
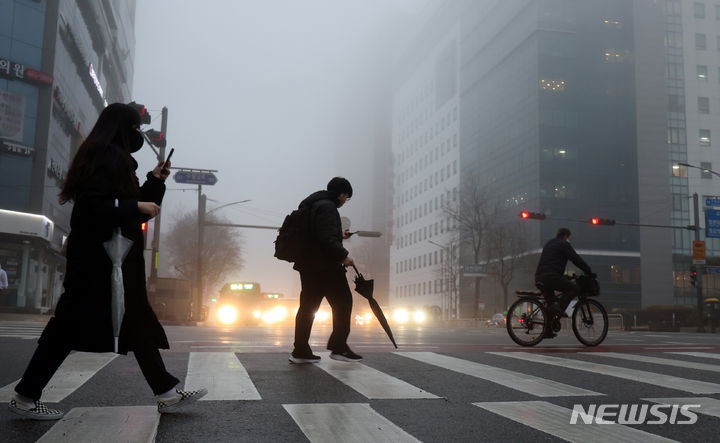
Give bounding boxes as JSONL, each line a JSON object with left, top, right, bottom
{"left": 289, "top": 351, "right": 321, "bottom": 364}
{"left": 330, "top": 349, "right": 363, "bottom": 362}
{"left": 543, "top": 330, "right": 557, "bottom": 339}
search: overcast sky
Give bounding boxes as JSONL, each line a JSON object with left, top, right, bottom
{"left": 132, "top": 0, "right": 428, "bottom": 297}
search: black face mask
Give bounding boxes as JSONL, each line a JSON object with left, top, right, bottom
{"left": 129, "top": 130, "right": 144, "bottom": 153}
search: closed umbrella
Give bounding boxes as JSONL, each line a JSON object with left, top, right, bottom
{"left": 103, "top": 199, "right": 134, "bottom": 353}
{"left": 351, "top": 265, "right": 397, "bottom": 349}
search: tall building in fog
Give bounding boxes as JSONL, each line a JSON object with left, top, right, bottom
{"left": 390, "top": 0, "right": 711, "bottom": 316}
{"left": 0, "top": 0, "right": 137, "bottom": 312}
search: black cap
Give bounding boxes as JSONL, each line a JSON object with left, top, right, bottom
{"left": 327, "top": 177, "right": 353, "bottom": 198}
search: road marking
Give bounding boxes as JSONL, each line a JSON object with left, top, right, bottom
{"left": 643, "top": 397, "right": 720, "bottom": 419}
{"left": 491, "top": 352, "right": 720, "bottom": 394}
{"left": 473, "top": 401, "right": 677, "bottom": 443}
{"left": 0, "top": 352, "right": 117, "bottom": 402}
{"left": 582, "top": 352, "right": 720, "bottom": 373}
{"left": 37, "top": 406, "right": 159, "bottom": 443}
{"left": 315, "top": 352, "right": 438, "bottom": 399}
{"left": 642, "top": 347, "right": 712, "bottom": 350}
{"left": 667, "top": 352, "right": 720, "bottom": 361}
{"left": 396, "top": 352, "right": 600, "bottom": 397}
{"left": 185, "top": 352, "right": 260, "bottom": 400}
{"left": 283, "top": 403, "right": 420, "bottom": 443}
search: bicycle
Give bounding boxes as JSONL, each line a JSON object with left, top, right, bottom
{"left": 506, "top": 274, "right": 608, "bottom": 347}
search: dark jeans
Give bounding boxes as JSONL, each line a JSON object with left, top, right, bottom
{"left": 535, "top": 273, "right": 581, "bottom": 311}
{"left": 15, "top": 340, "right": 179, "bottom": 401}
{"left": 294, "top": 267, "right": 353, "bottom": 354}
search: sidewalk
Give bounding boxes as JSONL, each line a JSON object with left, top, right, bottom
{"left": 0, "top": 312, "right": 52, "bottom": 322}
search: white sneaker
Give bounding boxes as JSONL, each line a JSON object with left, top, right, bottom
{"left": 8, "top": 399, "right": 64, "bottom": 421}
{"left": 157, "top": 388, "right": 208, "bottom": 413}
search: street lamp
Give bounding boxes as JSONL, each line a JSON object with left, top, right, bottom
{"left": 676, "top": 162, "right": 710, "bottom": 332}
{"left": 206, "top": 199, "right": 251, "bottom": 216}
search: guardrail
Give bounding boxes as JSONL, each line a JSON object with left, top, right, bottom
{"left": 607, "top": 313, "right": 624, "bottom": 330}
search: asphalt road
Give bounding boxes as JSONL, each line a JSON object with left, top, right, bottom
{"left": 1, "top": 320, "right": 719, "bottom": 442}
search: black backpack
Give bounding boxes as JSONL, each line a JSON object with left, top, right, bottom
{"left": 274, "top": 206, "right": 313, "bottom": 262}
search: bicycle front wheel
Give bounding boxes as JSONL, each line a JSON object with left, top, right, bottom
{"left": 571, "top": 299, "right": 608, "bottom": 346}
{"left": 506, "top": 298, "right": 547, "bottom": 347}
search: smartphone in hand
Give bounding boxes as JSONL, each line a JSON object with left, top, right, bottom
{"left": 161, "top": 148, "right": 174, "bottom": 172}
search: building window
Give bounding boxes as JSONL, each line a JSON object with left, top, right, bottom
{"left": 699, "top": 96, "right": 710, "bottom": 113}
{"left": 668, "top": 127, "right": 686, "bottom": 144}
{"left": 602, "top": 18, "right": 622, "bottom": 28}
{"left": 701, "top": 161, "right": 713, "bottom": 179}
{"left": 665, "top": 31, "right": 683, "bottom": 48}
{"left": 604, "top": 49, "right": 627, "bottom": 62}
{"left": 716, "top": 4, "right": 720, "bottom": 19}
{"left": 668, "top": 94, "right": 685, "bottom": 112}
{"left": 694, "top": 2, "right": 706, "bottom": 18}
{"left": 696, "top": 33, "right": 707, "bottom": 49}
{"left": 698, "top": 65, "right": 709, "bottom": 80}
{"left": 672, "top": 163, "right": 688, "bottom": 177}
{"left": 700, "top": 129, "right": 712, "bottom": 146}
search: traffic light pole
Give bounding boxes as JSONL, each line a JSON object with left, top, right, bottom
{"left": 693, "top": 193, "right": 706, "bottom": 333}
{"left": 196, "top": 186, "right": 206, "bottom": 322}
{"left": 150, "top": 106, "right": 168, "bottom": 282}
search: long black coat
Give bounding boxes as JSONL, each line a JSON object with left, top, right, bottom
{"left": 293, "top": 191, "right": 348, "bottom": 272}
{"left": 40, "top": 145, "right": 169, "bottom": 354}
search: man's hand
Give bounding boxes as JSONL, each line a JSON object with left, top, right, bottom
{"left": 342, "top": 256, "right": 355, "bottom": 267}
{"left": 343, "top": 229, "right": 353, "bottom": 239}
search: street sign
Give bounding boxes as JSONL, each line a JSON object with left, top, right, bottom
{"left": 462, "top": 263, "right": 487, "bottom": 277}
{"left": 706, "top": 197, "right": 720, "bottom": 207}
{"left": 693, "top": 240, "right": 706, "bottom": 265}
{"left": 706, "top": 266, "right": 720, "bottom": 274}
{"left": 173, "top": 170, "right": 217, "bottom": 186}
{"left": 707, "top": 208, "right": 720, "bottom": 238}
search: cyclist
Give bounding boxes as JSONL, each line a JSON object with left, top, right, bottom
{"left": 535, "top": 227, "right": 593, "bottom": 337}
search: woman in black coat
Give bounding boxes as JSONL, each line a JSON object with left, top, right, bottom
{"left": 8, "top": 103, "right": 206, "bottom": 420}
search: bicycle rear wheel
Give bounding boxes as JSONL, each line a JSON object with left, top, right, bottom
{"left": 571, "top": 299, "right": 608, "bottom": 346}
{"left": 506, "top": 298, "right": 547, "bottom": 347}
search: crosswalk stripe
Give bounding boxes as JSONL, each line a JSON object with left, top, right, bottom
{"left": 643, "top": 397, "right": 720, "bottom": 419}
{"left": 396, "top": 352, "right": 601, "bottom": 397}
{"left": 667, "top": 352, "right": 720, "bottom": 361}
{"left": 37, "top": 406, "right": 159, "bottom": 443}
{"left": 315, "top": 352, "right": 438, "bottom": 399}
{"left": 0, "top": 352, "right": 117, "bottom": 402}
{"left": 473, "top": 401, "right": 677, "bottom": 443}
{"left": 283, "top": 403, "right": 420, "bottom": 443}
{"left": 490, "top": 352, "right": 720, "bottom": 394}
{"left": 185, "top": 352, "right": 261, "bottom": 400}
{"left": 582, "top": 352, "right": 720, "bottom": 373}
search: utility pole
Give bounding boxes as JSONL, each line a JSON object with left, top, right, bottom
{"left": 196, "top": 188, "right": 206, "bottom": 321}
{"left": 150, "top": 106, "right": 168, "bottom": 283}
{"left": 693, "top": 193, "right": 706, "bottom": 333}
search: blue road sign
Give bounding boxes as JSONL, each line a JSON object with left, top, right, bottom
{"left": 173, "top": 170, "right": 217, "bottom": 186}
{"left": 706, "top": 197, "right": 720, "bottom": 207}
{"left": 706, "top": 208, "right": 720, "bottom": 238}
{"left": 706, "top": 266, "right": 720, "bottom": 274}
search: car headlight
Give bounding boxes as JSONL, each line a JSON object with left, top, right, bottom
{"left": 315, "top": 310, "right": 330, "bottom": 322}
{"left": 393, "top": 309, "right": 409, "bottom": 324}
{"left": 218, "top": 305, "right": 238, "bottom": 325}
{"left": 413, "top": 310, "right": 426, "bottom": 323}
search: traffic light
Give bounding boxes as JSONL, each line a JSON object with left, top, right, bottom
{"left": 141, "top": 222, "right": 148, "bottom": 247}
{"left": 519, "top": 211, "right": 546, "bottom": 220}
{"left": 690, "top": 266, "right": 697, "bottom": 287}
{"left": 589, "top": 217, "right": 616, "bottom": 226}
{"left": 144, "top": 129, "right": 167, "bottom": 148}
{"left": 128, "top": 101, "right": 151, "bottom": 125}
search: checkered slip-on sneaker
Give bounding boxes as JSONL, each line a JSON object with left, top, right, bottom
{"left": 157, "top": 388, "right": 208, "bottom": 413}
{"left": 8, "top": 399, "right": 64, "bottom": 420}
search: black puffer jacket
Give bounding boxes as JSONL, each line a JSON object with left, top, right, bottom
{"left": 535, "top": 236, "right": 591, "bottom": 277}
{"left": 293, "top": 190, "right": 348, "bottom": 272}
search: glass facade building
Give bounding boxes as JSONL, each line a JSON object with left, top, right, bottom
{"left": 0, "top": 0, "right": 137, "bottom": 312}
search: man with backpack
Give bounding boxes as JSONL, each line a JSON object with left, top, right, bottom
{"left": 281, "top": 177, "right": 361, "bottom": 363}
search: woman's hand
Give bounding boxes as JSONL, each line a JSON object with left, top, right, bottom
{"left": 138, "top": 201, "right": 161, "bottom": 219}
{"left": 152, "top": 160, "right": 171, "bottom": 180}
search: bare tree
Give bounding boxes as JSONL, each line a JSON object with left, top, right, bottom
{"left": 443, "top": 177, "right": 499, "bottom": 318}
{"left": 164, "top": 211, "right": 244, "bottom": 295}
{"left": 484, "top": 224, "right": 528, "bottom": 310}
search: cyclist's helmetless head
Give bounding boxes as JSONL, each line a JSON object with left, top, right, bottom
{"left": 557, "top": 227, "right": 571, "bottom": 240}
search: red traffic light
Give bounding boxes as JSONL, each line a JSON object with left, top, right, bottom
{"left": 144, "top": 129, "right": 167, "bottom": 148}
{"left": 589, "top": 217, "right": 616, "bottom": 226}
{"left": 518, "top": 211, "right": 546, "bottom": 220}
{"left": 128, "top": 101, "right": 151, "bottom": 125}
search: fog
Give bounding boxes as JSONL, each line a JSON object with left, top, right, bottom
{"left": 132, "top": 1, "right": 428, "bottom": 297}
